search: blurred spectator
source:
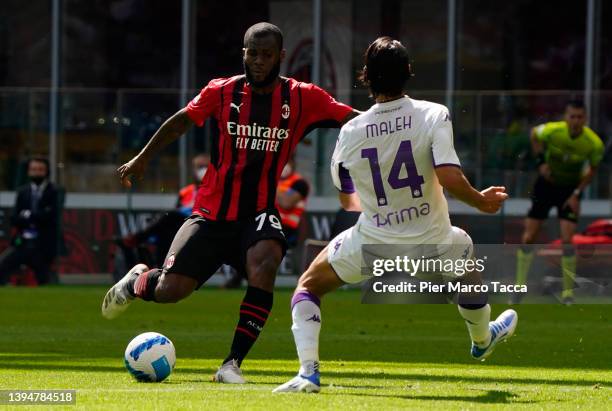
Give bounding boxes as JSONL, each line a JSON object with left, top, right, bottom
{"left": 115, "top": 154, "right": 210, "bottom": 271}
{"left": 276, "top": 157, "right": 310, "bottom": 247}
{"left": 0, "top": 157, "right": 63, "bottom": 285}
{"left": 176, "top": 153, "right": 211, "bottom": 213}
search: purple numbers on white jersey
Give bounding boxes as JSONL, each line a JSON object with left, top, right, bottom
{"left": 361, "top": 140, "right": 425, "bottom": 207}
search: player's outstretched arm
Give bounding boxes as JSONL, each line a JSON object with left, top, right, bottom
{"left": 117, "top": 108, "right": 194, "bottom": 187}
{"left": 435, "top": 166, "right": 508, "bottom": 214}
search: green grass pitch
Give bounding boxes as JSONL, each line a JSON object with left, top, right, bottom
{"left": 0, "top": 286, "right": 610, "bottom": 410}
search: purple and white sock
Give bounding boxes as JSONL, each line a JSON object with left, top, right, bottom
{"left": 291, "top": 291, "right": 321, "bottom": 377}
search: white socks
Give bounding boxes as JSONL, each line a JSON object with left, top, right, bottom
{"left": 291, "top": 296, "right": 321, "bottom": 376}
{"left": 458, "top": 304, "right": 492, "bottom": 347}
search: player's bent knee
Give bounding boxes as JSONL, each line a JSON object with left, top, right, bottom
{"left": 297, "top": 271, "right": 321, "bottom": 293}
{"left": 155, "top": 273, "right": 197, "bottom": 303}
{"left": 297, "top": 260, "right": 342, "bottom": 298}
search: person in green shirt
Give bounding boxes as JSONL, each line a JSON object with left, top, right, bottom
{"left": 515, "top": 100, "right": 604, "bottom": 304}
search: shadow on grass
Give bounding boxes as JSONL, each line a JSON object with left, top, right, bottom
{"left": 330, "top": 390, "right": 540, "bottom": 405}
{"left": 249, "top": 369, "right": 610, "bottom": 389}
{"left": 2, "top": 349, "right": 610, "bottom": 372}
{"left": 2, "top": 357, "right": 609, "bottom": 389}
{"left": 0, "top": 360, "right": 217, "bottom": 376}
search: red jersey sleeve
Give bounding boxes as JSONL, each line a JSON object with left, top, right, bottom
{"left": 302, "top": 83, "right": 353, "bottom": 126}
{"left": 185, "top": 78, "right": 225, "bottom": 126}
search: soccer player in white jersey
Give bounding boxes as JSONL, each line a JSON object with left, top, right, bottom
{"left": 274, "top": 37, "right": 518, "bottom": 393}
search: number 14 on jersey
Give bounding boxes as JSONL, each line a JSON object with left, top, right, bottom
{"left": 361, "top": 140, "right": 425, "bottom": 206}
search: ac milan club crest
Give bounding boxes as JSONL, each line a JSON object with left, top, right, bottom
{"left": 281, "top": 103, "right": 290, "bottom": 119}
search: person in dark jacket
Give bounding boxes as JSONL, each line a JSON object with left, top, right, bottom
{"left": 0, "top": 157, "right": 62, "bottom": 285}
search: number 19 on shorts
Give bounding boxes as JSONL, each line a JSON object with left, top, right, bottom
{"left": 255, "top": 211, "right": 283, "bottom": 232}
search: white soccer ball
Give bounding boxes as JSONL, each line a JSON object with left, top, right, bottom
{"left": 124, "top": 332, "right": 176, "bottom": 382}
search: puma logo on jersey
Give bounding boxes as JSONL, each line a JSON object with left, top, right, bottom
{"left": 230, "top": 102, "right": 243, "bottom": 113}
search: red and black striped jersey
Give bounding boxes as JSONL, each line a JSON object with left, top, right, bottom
{"left": 185, "top": 75, "right": 353, "bottom": 221}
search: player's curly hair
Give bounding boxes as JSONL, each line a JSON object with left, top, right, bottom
{"left": 358, "top": 37, "right": 413, "bottom": 98}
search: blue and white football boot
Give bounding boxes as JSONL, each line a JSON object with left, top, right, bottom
{"left": 471, "top": 309, "right": 518, "bottom": 361}
{"left": 272, "top": 372, "right": 321, "bottom": 393}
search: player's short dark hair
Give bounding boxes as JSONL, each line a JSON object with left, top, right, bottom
{"left": 566, "top": 100, "right": 586, "bottom": 111}
{"left": 28, "top": 156, "right": 50, "bottom": 176}
{"left": 244, "top": 22, "right": 283, "bottom": 50}
{"left": 359, "top": 36, "right": 413, "bottom": 97}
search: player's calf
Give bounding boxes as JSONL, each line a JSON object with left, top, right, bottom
{"left": 245, "top": 239, "right": 283, "bottom": 291}
{"left": 131, "top": 269, "right": 196, "bottom": 303}
{"left": 153, "top": 273, "right": 197, "bottom": 303}
{"left": 297, "top": 246, "right": 345, "bottom": 297}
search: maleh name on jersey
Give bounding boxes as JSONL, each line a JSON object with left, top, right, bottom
{"left": 227, "top": 121, "right": 290, "bottom": 152}
{"left": 365, "top": 115, "right": 412, "bottom": 138}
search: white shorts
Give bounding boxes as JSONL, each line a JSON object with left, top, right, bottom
{"left": 327, "top": 225, "right": 473, "bottom": 284}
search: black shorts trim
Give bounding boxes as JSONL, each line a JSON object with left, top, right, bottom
{"left": 161, "top": 210, "right": 288, "bottom": 289}
{"left": 527, "top": 176, "right": 579, "bottom": 222}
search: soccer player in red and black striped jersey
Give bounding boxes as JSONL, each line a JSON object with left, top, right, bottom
{"left": 101, "top": 22, "right": 359, "bottom": 383}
